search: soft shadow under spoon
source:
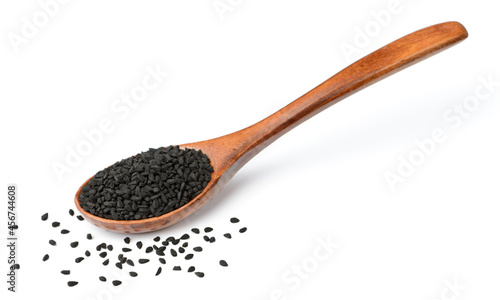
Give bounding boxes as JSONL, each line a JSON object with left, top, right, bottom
{"left": 75, "top": 21, "right": 468, "bottom": 233}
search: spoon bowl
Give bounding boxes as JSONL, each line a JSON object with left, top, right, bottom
{"left": 75, "top": 21, "right": 468, "bottom": 233}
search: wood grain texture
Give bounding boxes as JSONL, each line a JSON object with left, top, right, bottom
{"left": 75, "top": 22, "right": 468, "bottom": 233}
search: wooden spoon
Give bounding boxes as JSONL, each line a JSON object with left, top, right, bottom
{"left": 75, "top": 21, "right": 468, "bottom": 233}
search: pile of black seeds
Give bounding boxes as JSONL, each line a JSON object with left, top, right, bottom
{"left": 41, "top": 210, "right": 247, "bottom": 287}
{"left": 78, "top": 146, "right": 214, "bottom": 220}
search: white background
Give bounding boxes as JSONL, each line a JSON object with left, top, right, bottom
{"left": 1, "top": 1, "right": 499, "bottom": 299}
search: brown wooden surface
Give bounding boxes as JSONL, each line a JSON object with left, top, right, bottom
{"left": 74, "top": 22, "right": 468, "bottom": 233}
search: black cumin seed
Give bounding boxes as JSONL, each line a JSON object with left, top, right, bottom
{"left": 122, "top": 247, "right": 132, "bottom": 252}
{"left": 193, "top": 246, "right": 202, "bottom": 252}
{"left": 100, "top": 243, "right": 107, "bottom": 248}
{"left": 172, "top": 239, "right": 180, "bottom": 245}
{"left": 178, "top": 247, "right": 185, "bottom": 254}
{"left": 138, "top": 259, "right": 149, "bottom": 264}
{"left": 87, "top": 233, "right": 93, "bottom": 240}
{"left": 209, "top": 237, "right": 216, "bottom": 243}
{"left": 67, "top": 281, "right": 78, "bottom": 287}
{"left": 126, "top": 259, "right": 134, "bottom": 266}
{"left": 230, "top": 217, "right": 239, "bottom": 223}
{"left": 99, "top": 276, "right": 106, "bottom": 282}
{"left": 49, "top": 239, "right": 56, "bottom": 246}
{"left": 42, "top": 254, "right": 49, "bottom": 261}
{"left": 145, "top": 246, "right": 153, "bottom": 253}
{"left": 77, "top": 215, "right": 84, "bottom": 221}
{"left": 170, "top": 249, "right": 177, "bottom": 257}
{"left": 99, "top": 252, "right": 107, "bottom": 258}
{"left": 223, "top": 233, "right": 232, "bottom": 239}
{"left": 52, "top": 222, "right": 60, "bottom": 227}
{"left": 136, "top": 241, "right": 143, "bottom": 249}
{"left": 159, "top": 258, "right": 166, "bottom": 264}
{"left": 69, "top": 209, "right": 74, "bottom": 216}
{"left": 156, "top": 250, "right": 165, "bottom": 256}
{"left": 220, "top": 260, "right": 228, "bottom": 267}
{"left": 75, "top": 257, "right": 84, "bottom": 263}
{"left": 153, "top": 236, "right": 160, "bottom": 242}
{"left": 61, "top": 229, "right": 70, "bottom": 234}
{"left": 124, "top": 237, "right": 130, "bottom": 244}
{"left": 180, "top": 233, "right": 190, "bottom": 240}
{"left": 120, "top": 256, "right": 127, "bottom": 264}
{"left": 155, "top": 267, "right": 162, "bottom": 276}
{"left": 203, "top": 236, "right": 209, "bottom": 242}
{"left": 185, "top": 253, "right": 194, "bottom": 260}
{"left": 115, "top": 262, "right": 122, "bottom": 269}
{"left": 61, "top": 270, "right": 70, "bottom": 275}
{"left": 85, "top": 250, "right": 91, "bottom": 257}
{"left": 41, "top": 213, "right": 48, "bottom": 221}
{"left": 129, "top": 271, "right": 138, "bottom": 277}
{"left": 239, "top": 227, "right": 247, "bottom": 233}
{"left": 173, "top": 266, "right": 181, "bottom": 271}
{"left": 191, "top": 228, "right": 200, "bottom": 234}
{"left": 182, "top": 242, "right": 188, "bottom": 247}
{"left": 70, "top": 241, "right": 79, "bottom": 248}
{"left": 187, "top": 266, "right": 195, "bottom": 272}
{"left": 102, "top": 259, "right": 109, "bottom": 266}
{"left": 112, "top": 280, "right": 122, "bottom": 286}
{"left": 195, "top": 272, "right": 204, "bottom": 278}
{"left": 204, "top": 227, "right": 213, "bottom": 233}
{"left": 107, "top": 245, "right": 113, "bottom": 251}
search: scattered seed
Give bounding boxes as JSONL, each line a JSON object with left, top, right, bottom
{"left": 75, "top": 257, "right": 84, "bottom": 263}
{"left": 69, "top": 209, "right": 74, "bottom": 216}
{"left": 52, "top": 222, "right": 60, "bottom": 227}
{"left": 203, "top": 236, "right": 210, "bottom": 242}
{"left": 193, "top": 246, "right": 203, "bottom": 252}
{"left": 220, "top": 260, "right": 228, "bottom": 267}
{"left": 129, "top": 271, "right": 138, "bottom": 277}
{"left": 172, "top": 239, "right": 180, "bottom": 246}
{"left": 99, "top": 252, "right": 107, "bottom": 258}
{"left": 209, "top": 237, "right": 216, "bottom": 243}
{"left": 119, "top": 256, "right": 127, "bottom": 264}
{"left": 61, "top": 270, "right": 70, "bottom": 275}
{"left": 182, "top": 242, "right": 189, "bottom": 247}
{"left": 67, "top": 281, "right": 78, "bottom": 287}
{"left": 195, "top": 272, "right": 204, "bottom": 278}
{"left": 136, "top": 241, "right": 143, "bottom": 249}
{"left": 159, "top": 258, "right": 166, "bottom": 264}
{"left": 239, "top": 227, "right": 247, "bottom": 233}
{"left": 180, "top": 233, "right": 190, "bottom": 240}
{"left": 223, "top": 233, "right": 232, "bottom": 239}
{"left": 99, "top": 276, "right": 106, "bottom": 282}
{"left": 204, "top": 227, "right": 213, "bottom": 233}
{"left": 155, "top": 267, "right": 162, "bottom": 276}
{"left": 87, "top": 233, "right": 93, "bottom": 240}
{"left": 112, "top": 280, "right": 122, "bottom": 286}
{"left": 191, "top": 228, "right": 200, "bottom": 234}
{"left": 100, "top": 243, "right": 107, "bottom": 249}
{"left": 77, "top": 215, "right": 84, "bottom": 221}
{"left": 70, "top": 241, "right": 79, "bottom": 248}
{"left": 61, "top": 229, "right": 70, "bottom": 234}
{"left": 178, "top": 247, "right": 185, "bottom": 254}
{"left": 187, "top": 266, "right": 195, "bottom": 272}
{"left": 43, "top": 254, "right": 49, "bottom": 261}
{"left": 185, "top": 254, "right": 194, "bottom": 260}
{"left": 107, "top": 245, "right": 113, "bottom": 251}
{"left": 126, "top": 259, "right": 134, "bottom": 266}
{"left": 156, "top": 250, "right": 165, "bottom": 256}
{"left": 173, "top": 266, "right": 181, "bottom": 271}
{"left": 153, "top": 236, "right": 160, "bottom": 242}
{"left": 49, "top": 239, "right": 56, "bottom": 246}
{"left": 41, "top": 213, "right": 48, "bottom": 221}
{"left": 85, "top": 250, "right": 91, "bottom": 257}
{"left": 230, "top": 217, "right": 239, "bottom": 223}
{"left": 122, "top": 247, "right": 132, "bottom": 252}
{"left": 115, "top": 262, "right": 122, "bottom": 269}
{"left": 170, "top": 249, "right": 177, "bottom": 257}
{"left": 102, "top": 259, "right": 109, "bottom": 266}
{"left": 138, "top": 259, "right": 149, "bottom": 264}
{"left": 124, "top": 237, "right": 130, "bottom": 244}
{"left": 145, "top": 247, "right": 153, "bottom": 253}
